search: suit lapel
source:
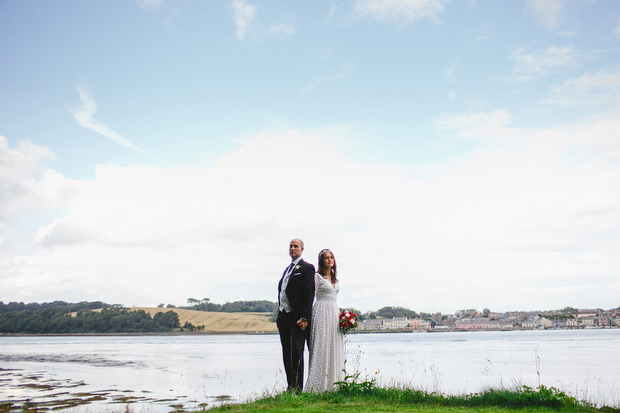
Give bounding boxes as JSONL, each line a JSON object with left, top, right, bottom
{"left": 284, "top": 260, "right": 302, "bottom": 293}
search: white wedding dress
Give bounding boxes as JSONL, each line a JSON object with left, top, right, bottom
{"left": 305, "top": 273, "right": 345, "bottom": 392}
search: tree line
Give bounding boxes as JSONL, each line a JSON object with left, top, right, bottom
{"left": 166, "top": 298, "right": 280, "bottom": 313}
{"left": 0, "top": 300, "right": 438, "bottom": 334}
{"left": 0, "top": 301, "right": 191, "bottom": 334}
{"left": 175, "top": 299, "right": 426, "bottom": 322}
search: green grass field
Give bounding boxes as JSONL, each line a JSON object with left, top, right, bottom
{"left": 206, "top": 385, "right": 620, "bottom": 412}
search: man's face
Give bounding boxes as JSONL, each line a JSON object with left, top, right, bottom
{"left": 289, "top": 239, "right": 303, "bottom": 261}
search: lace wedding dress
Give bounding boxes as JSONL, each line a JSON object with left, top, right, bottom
{"left": 305, "top": 273, "right": 344, "bottom": 392}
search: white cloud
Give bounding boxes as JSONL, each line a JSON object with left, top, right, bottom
{"left": 2, "top": 116, "right": 620, "bottom": 313}
{"left": 353, "top": 0, "right": 448, "bottom": 24}
{"left": 508, "top": 46, "right": 585, "bottom": 82}
{"left": 137, "top": 0, "right": 163, "bottom": 10}
{"left": 264, "top": 23, "right": 295, "bottom": 37}
{"left": 69, "top": 86, "right": 147, "bottom": 155}
{"left": 544, "top": 66, "right": 620, "bottom": 106}
{"left": 526, "top": 0, "right": 564, "bottom": 30}
{"left": 233, "top": 0, "right": 295, "bottom": 41}
{"left": 233, "top": 0, "right": 256, "bottom": 40}
{"left": 328, "top": 4, "right": 337, "bottom": 21}
{"left": 0, "top": 136, "right": 56, "bottom": 223}
{"left": 435, "top": 109, "right": 516, "bottom": 141}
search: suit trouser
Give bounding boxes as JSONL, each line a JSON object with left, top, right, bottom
{"left": 277, "top": 311, "right": 309, "bottom": 392}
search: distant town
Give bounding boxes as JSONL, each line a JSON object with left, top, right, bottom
{"left": 3, "top": 301, "right": 619, "bottom": 335}
{"left": 358, "top": 307, "right": 620, "bottom": 332}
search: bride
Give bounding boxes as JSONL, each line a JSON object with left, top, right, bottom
{"left": 305, "top": 248, "right": 345, "bottom": 392}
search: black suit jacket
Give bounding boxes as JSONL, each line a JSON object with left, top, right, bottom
{"left": 277, "top": 258, "right": 316, "bottom": 322}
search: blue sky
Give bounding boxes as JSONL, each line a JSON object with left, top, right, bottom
{"left": 1, "top": 0, "right": 620, "bottom": 313}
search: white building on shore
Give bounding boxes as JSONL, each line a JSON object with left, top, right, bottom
{"left": 382, "top": 317, "right": 409, "bottom": 330}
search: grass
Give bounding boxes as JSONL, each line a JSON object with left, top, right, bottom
{"left": 205, "top": 385, "right": 620, "bottom": 412}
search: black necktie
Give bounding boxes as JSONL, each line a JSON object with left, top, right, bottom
{"left": 285, "top": 263, "right": 294, "bottom": 275}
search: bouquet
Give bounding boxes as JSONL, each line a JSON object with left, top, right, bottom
{"left": 339, "top": 310, "right": 358, "bottom": 334}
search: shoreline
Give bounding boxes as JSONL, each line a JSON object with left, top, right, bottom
{"left": 2, "top": 329, "right": 618, "bottom": 411}
{"left": 1, "top": 326, "right": 617, "bottom": 337}
{"left": 0, "top": 331, "right": 279, "bottom": 337}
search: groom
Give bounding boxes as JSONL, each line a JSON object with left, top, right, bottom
{"left": 277, "top": 238, "right": 315, "bottom": 393}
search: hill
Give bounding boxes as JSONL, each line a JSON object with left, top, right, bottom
{"left": 131, "top": 307, "right": 277, "bottom": 333}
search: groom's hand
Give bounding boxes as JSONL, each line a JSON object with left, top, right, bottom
{"left": 297, "top": 319, "right": 308, "bottom": 331}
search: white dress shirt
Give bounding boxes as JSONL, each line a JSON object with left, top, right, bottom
{"left": 279, "top": 257, "right": 302, "bottom": 313}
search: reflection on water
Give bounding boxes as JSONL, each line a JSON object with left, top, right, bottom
{"left": 0, "top": 334, "right": 285, "bottom": 412}
{"left": 0, "top": 367, "right": 186, "bottom": 411}
{"left": 0, "top": 329, "right": 619, "bottom": 411}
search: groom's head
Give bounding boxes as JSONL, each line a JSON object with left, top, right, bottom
{"left": 289, "top": 238, "right": 304, "bottom": 261}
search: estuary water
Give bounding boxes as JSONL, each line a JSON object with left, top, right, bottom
{"left": 1, "top": 329, "right": 619, "bottom": 411}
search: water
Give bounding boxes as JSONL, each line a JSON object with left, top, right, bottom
{"left": 0, "top": 329, "right": 619, "bottom": 411}
{"left": 346, "top": 329, "right": 620, "bottom": 405}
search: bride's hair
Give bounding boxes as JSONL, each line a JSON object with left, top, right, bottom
{"left": 317, "top": 249, "right": 338, "bottom": 282}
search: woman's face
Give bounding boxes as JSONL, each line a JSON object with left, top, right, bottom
{"left": 322, "top": 252, "right": 334, "bottom": 269}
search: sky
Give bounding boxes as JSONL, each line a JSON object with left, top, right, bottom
{"left": 1, "top": 0, "right": 620, "bottom": 314}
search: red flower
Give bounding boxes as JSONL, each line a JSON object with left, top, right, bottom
{"left": 339, "top": 310, "right": 358, "bottom": 334}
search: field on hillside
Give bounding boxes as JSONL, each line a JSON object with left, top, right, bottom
{"left": 132, "top": 307, "right": 277, "bottom": 332}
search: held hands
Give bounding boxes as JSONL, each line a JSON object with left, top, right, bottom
{"left": 296, "top": 319, "right": 308, "bottom": 331}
